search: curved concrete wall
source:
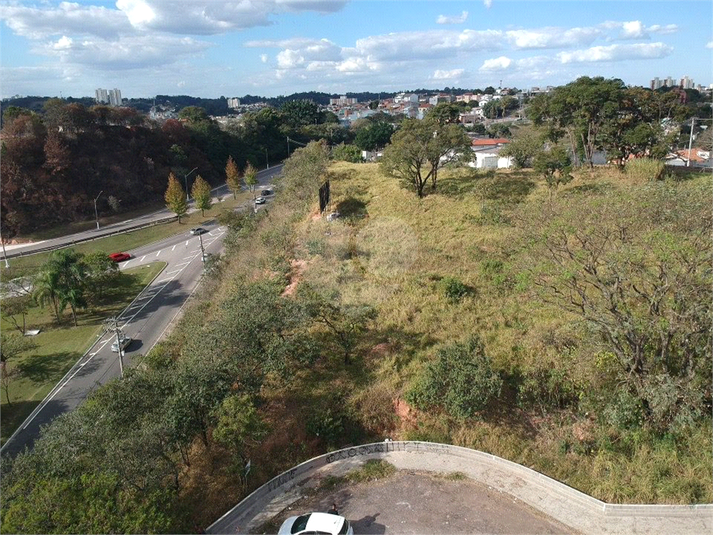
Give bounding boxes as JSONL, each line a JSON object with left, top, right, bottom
{"left": 207, "top": 441, "right": 712, "bottom": 535}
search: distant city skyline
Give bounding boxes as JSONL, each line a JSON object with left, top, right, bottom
{"left": 1, "top": 1, "right": 711, "bottom": 100}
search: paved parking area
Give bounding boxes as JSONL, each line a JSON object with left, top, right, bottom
{"left": 257, "top": 469, "right": 574, "bottom": 534}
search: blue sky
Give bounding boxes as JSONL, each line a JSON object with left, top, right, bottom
{"left": 1, "top": 1, "right": 711, "bottom": 99}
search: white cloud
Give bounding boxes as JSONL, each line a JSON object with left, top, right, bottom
{"left": 114, "top": 0, "right": 347, "bottom": 35}
{"left": 260, "top": 54, "right": 269, "bottom": 63}
{"left": 706, "top": 41, "right": 713, "bottom": 49}
{"left": 483, "top": 0, "right": 493, "bottom": 8}
{"left": 34, "top": 33, "right": 213, "bottom": 70}
{"left": 436, "top": 11, "right": 468, "bottom": 25}
{"left": 479, "top": 56, "right": 512, "bottom": 71}
{"left": 0, "top": 2, "right": 132, "bottom": 40}
{"left": 558, "top": 42, "right": 673, "bottom": 63}
{"left": 599, "top": 20, "right": 679, "bottom": 40}
{"left": 506, "top": 27, "right": 601, "bottom": 49}
{"left": 431, "top": 68, "right": 465, "bottom": 80}
{"left": 621, "top": 20, "right": 646, "bottom": 39}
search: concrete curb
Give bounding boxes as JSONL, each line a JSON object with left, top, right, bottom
{"left": 206, "top": 441, "right": 713, "bottom": 535}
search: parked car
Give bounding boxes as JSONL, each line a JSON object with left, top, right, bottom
{"left": 261, "top": 188, "right": 273, "bottom": 195}
{"left": 108, "top": 252, "right": 131, "bottom": 262}
{"left": 255, "top": 196, "right": 266, "bottom": 204}
{"left": 190, "top": 227, "right": 207, "bottom": 235}
{"left": 278, "top": 513, "right": 352, "bottom": 535}
{"left": 111, "top": 336, "right": 132, "bottom": 353}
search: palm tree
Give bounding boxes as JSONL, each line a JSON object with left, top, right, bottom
{"left": 33, "top": 269, "right": 62, "bottom": 322}
{"left": 34, "top": 249, "right": 88, "bottom": 325}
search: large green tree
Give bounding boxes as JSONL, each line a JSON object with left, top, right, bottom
{"left": 381, "top": 118, "right": 471, "bottom": 197}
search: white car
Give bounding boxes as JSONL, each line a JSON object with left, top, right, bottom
{"left": 278, "top": 512, "right": 352, "bottom": 535}
{"left": 111, "top": 336, "right": 132, "bottom": 353}
{"left": 255, "top": 196, "right": 266, "bottom": 204}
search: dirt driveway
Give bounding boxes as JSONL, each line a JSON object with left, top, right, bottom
{"left": 257, "top": 469, "right": 575, "bottom": 534}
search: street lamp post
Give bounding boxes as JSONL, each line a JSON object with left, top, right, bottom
{"left": 265, "top": 148, "right": 269, "bottom": 169}
{"left": 1, "top": 232, "right": 9, "bottom": 269}
{"left": 184, "top": 167, "right": 198, "bottom": 202}
{"left": 93, "top": 190, "right": 103, "bottom": 230}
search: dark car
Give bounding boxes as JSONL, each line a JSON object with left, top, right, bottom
{"left": 190, "top": 227, "right": 207, "bottom": 235}
{"left": 108, "top": 252, "right": 131, "bottom": 262}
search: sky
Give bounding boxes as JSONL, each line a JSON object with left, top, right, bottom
{"left": 1, "top": 0, "right": 712, "bottom": 100}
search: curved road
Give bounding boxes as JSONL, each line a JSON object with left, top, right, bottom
{"left": 1, "top": 166, "right": 282, "bottom": 457}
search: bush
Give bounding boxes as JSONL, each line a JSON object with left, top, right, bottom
{"left": 438, "top": 276, "right": 469, "bottom": 302}
{"left": 406, "top": 336, "right": 502, "bottom": 420}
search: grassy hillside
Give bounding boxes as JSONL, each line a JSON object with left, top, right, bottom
{"left": 181, "top": 158, "right": 710, "bottom": 521}
{"left": 3, "top": 149, "right": 709, "bottom": 533}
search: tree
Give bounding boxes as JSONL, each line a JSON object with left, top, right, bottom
{"left": 1, "top": 294, "right": 33, "bottom": 334}
{"left": 191, "top": 175, "right": 212, "bottom": 216}
{"left": 500, "top": 126, "right": 543, "bottom": 168}
{"left": 82, "top": 251, "right": 119, "bottom": 302}
{"left": 381, "top": 118, "right": 471, "bottom": 197}
{"left": 518, "top": 182, "right": 712, "bottom": 433}
{"left": 533, "top": 146, "right": 572, "bottom": 196}
{"left": 332, "top": 143, "right": 364, "bottom": 163}
{"left": 33, "top": 268, "right": 62, "bottom": 322}
{"left": 280, "top": 100, "right": 321, "bottom": 128}
{"left": 354, "top": 121, "right": 394, "bottom": 151}
{"left": 212, "top": 394, "right": 267, "bottom": 475}
{"left": 243, "top": 163, "right": 258, "bottom": 200}
{"left": 407, "top": 336, "right": 502, "bottom": 420}
{"left": 427, "top": 103, "right": 461, "bottom": 125}
{"left": 164, "top": 173, "right": 188, "bottom": 222}
{"left": 225, "top": 156, "right": 241, "bottom": 199}
{"left": 301, "top": 287, "right": 377, "bottom": 365}
{"left": 528, "top": 77, "right": 625, "bottom": 168}
{"left": 1, "top": 332, "right": 36, "bottom": 406}
{"left": 45, "top": 249, "right": 87, "bottom": 326}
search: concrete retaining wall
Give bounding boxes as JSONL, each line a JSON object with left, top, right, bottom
{"left": 207, "top": 441, "right": 713, "bottom": 535}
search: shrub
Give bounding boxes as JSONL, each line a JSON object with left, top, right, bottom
{"left": 438, "top": 276, "right": 469, "bottom": 302}
{"left": 406, "top": 336, "right": 502, "bottom": 420}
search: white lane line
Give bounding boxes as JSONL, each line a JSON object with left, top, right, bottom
{"left": 156, "top": 250, "right": 161, "bottom": 257}
{"left": 172, "top": 244, "right": 176, "bottom": 251}
{"left": 185, "top": 240, "right": 189, "bottom": 247}
{"left": 166, "top": 270, "right": 182, "bottom": 276}
{"left": 123, "top": 260, "right": 133, "bottom": 267}
{"left": 140, "top": 255, "right": 146, "bottom": 262}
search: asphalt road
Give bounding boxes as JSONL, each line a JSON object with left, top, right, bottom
{"left": 4, "top": 167, "right": 279, "bottom": 259}
{"left": 1, "top": 166, "right": 282, "bottom": 457}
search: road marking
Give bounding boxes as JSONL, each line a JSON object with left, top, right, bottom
{"left": 185, "top": 240, "right": 189, "bottom": 247}
{"left": 156, "top": 250, "right": 161, "bottom": 256}
{"left": 172, "top": 244, "right": 176, "bottom": 251}
{"left": 123, "top": 260, "right": 132, "bottom": 267}
{"left": 140, "top": 255, "right": 146, "bottom": 262}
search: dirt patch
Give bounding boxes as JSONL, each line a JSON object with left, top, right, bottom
{"left": 281, "top": 259, "right": 307, "bottom": 297}
{"left": 257, "top": 469, "right": 575, "bottom": 534}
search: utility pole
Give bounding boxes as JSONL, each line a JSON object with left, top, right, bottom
{"left": 198, "top": 232, "right": 205, "bottom": 260}
{"left": 184, "top": 166, "right": 198, "bottom": 202}
{"left": 93, "top": 190, "right": 103, "bottom": 230}
{"left": 104, "top": 317, "right": 125, "bottom": 378}
{"left": 1, "top": 232, "right": 9, "bottom": 268}
{"left": 265, "top": 148, "right": 269, "bottom": 169}
{"left": 686, "top": 117, "right": 695, "bottom": 168}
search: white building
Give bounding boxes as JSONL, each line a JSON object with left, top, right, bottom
{"left": 227, "top": 97, "right": 241, "bottom": 109}
{"left": 108, "top": 88, "right": 122, "bottom": 106}
{"left": 329, "top": 95, "right": 358, "bottom": 106}
{"left": 95, "top": 88, "right": 109, "bottom": 104}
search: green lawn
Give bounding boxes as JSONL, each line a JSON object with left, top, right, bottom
{"left": 5, "top": 192, "right": 252, "bottom": 276}
{"left": 0, "top": 262, "right": 166, "bottom": 444}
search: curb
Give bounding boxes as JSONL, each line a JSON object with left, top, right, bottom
{"left": 207, "top": 441, "right": 713, "bottom": 535}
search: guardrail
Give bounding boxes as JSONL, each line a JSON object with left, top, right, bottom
{"left": 207, "top": 441, "right": 713, "bottom": 535}
{"left": 5, "top": 214, "right": 178, "bottom": 260}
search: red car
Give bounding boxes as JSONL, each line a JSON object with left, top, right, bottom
{"left": 108, "top": 252, "right": 131, "bottom": 262}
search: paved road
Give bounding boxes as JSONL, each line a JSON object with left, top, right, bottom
{"left": 1, "top": 166, "right": 282, "bottom": 457}
{"left": 3, "top": 167, "right": 281, "bottom": 258}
